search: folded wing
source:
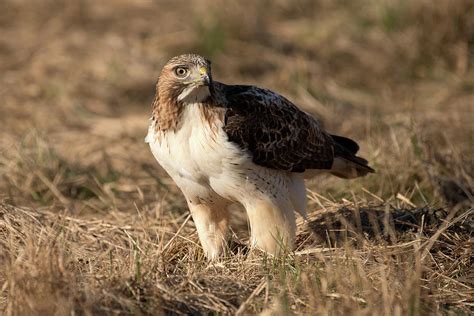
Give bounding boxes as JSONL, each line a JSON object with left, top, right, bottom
{"left": 221, "top": 84, "right": 374, "bottom": 177}
{"left": 222, "top": 84, "right": 334, "bottom": 172}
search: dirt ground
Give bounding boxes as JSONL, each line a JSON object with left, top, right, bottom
{"left": 0, "top": 0, "right": 473, "bottom": 314}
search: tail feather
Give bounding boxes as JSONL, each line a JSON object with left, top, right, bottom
{"left": 330, "top": 134, "right": 375, "bottom": 179}
{"left": 330, "top": 134, "right": 360, "bottom": 154}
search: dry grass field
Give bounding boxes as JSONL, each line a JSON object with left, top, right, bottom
{"left": 0, "top": 0, "right": 473, "bottom": 314}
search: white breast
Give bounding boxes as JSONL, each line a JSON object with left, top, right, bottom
{"left": 146, "top": 104, "right": 249, "bottom": 200}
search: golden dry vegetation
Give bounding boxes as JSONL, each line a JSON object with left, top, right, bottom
{"left": 0, "top": 0, "right": 473, "bottom": 314}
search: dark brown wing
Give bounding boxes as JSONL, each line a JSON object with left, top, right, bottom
{"left": 220, "top": 84, "right": 335, "bottom": 172}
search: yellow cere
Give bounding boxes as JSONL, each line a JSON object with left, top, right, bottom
{"left": 199, "top": 66, "right": 207, "bottom": 75}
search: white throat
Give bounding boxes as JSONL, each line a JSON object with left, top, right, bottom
{"left": 177, "top": 85, "right": 210, "bottom": 103}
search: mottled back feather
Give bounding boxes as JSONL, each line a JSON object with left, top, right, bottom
{"left": 219, "top": 84, "right": 335, "bottom": 172}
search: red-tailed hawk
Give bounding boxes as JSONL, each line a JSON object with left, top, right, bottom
{"left": 146, "top": 54, "right": 374, "bottom": 259}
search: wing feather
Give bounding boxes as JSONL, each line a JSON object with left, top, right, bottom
{"left": 220, "top": 84, "right": 334, "bottom": 172}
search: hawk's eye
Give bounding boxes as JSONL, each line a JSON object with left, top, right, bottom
{"left": 174, "top": 67, "right": 189, "bottom": 78}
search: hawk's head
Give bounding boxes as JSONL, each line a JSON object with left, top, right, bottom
{"left": 158, "top": 54, "right": 212, "bottom": 104}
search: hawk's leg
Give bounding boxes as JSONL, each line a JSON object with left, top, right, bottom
{"left": 244, "top": 198, "right": 296, "bottom": 255}
{"left": 187, "top": 199, "right": 230, "bottom": 260}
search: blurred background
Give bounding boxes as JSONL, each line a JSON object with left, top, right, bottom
{"left": 0, "top": 1, "right": 473, "bottom": 314}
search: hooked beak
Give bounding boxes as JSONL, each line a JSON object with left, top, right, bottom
{"left": 200, "top": 73, "right": 211, "bottom": 86}
{"left": 198, "top": 66, "right": 211, "bottom": 86}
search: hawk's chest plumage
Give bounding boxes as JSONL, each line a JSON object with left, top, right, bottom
{"left": 146, "top": 103, "right": 251, "bottom": 200}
